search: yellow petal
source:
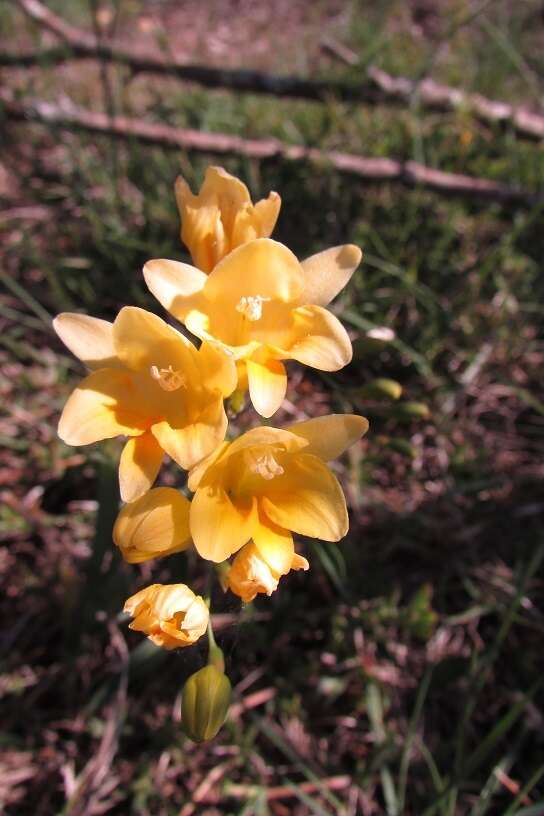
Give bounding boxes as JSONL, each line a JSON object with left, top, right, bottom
{"left": 246, "top": 357, "right": 287, "bottom": 418}
{"left": 143, "top": 258, "right": 207, "bottom": 321}
{"left": 197, "top": 341, "right": 237, "bottom": 397}
{"left": 287, "top": 414, "right": 369, "bottom": 461}
{"left": 185, "top": 308, "right": 262, "bottom": 359}
{"left": 288, "top": 305, "right": 352, "bottom": 371}
{"left": 112, "top": 306, "right": 195, "bottom": 373}
{"left": 226, "top": 425, "right": 307, "bottom": 460}
{"left": 159, "top": 595, "right": 209, "bottom": 647}
{"left": 190, "top": 487, "right": 257, "bottom": 562}
{"left": 261, "top": 453, "right": 348, "bottom": 541}
{"left": 226, "top": 541, "right": 279, "bottom": 602}
{"left": 53, "top": 312, "right": 119, "bottom": 369}
{"left": 197, "top": 167, "right": 251, "bottom": 234}
{"left": 124, "top": 583, "right": 161, "bottom": 617}
{"left": 291, "top": 552, "right": 310, "bottom": 571}
{"left": 119, "top": 432, "right": 164, "bottom": 503}
{"left": 204, "top": 239, "right": 304, "bottom": 305}
{"left": 252, "top": 192, "right": 281, "bottom": 238}
{"left": 151, "top": 394, "right": 227, "bottom": 471}
{"left": 114, "top": 487, "right": 191, "bottom": 563}
{"left": 176, "top": 169, "right": 281, "bottom": 272}
{"left": 176, "top": 168, "right": 250, "bottom": 272}
{"left": 125, "top": 583, "right": 208, "bottom": 649}
{"left": 58, "top": 368, "right": 148, "bottom": 445}
{"left": 300, "top": 244, "right": 362, "bottom": 306}
{"left": 175, "top": 174, "right": 227, "bottom": 272}
{"left": 187, "top": 441, "right": 230, "bottom": 493}
{"left": 230, "top": 191, "right": 281, "bottom": 247}
{"left": 253, "top": 517, "right": 294, "bottom": 576}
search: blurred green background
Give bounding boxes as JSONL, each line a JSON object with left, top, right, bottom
{"left": 1, "top": 0, "right": 544, "bottom": 813}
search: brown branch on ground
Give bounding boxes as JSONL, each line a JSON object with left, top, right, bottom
{"left": 7, "top": 0, "right": 544, "bottom": 142}
{"left": 1, "top": 92, "right": 538, "bottom": 207}
{"left": 202, "top": 775, "right": 353, "bottom": 804}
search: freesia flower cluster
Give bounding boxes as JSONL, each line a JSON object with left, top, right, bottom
{"left": 54, "top": 166, "right": 368, "bottom": 739}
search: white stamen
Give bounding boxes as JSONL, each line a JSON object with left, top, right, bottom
{"left": 235, "top": 295, "right": 270, "bottom": 322}
{"left": 150, "top": 364, "right": 185, "bottom": 392}
{"left": 247, "top": 451, "right": 284, "bottom": 480}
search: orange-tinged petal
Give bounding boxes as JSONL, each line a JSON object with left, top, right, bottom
{"left": 287, "top": 414, "right": 369, "bottom": 461}
{"left": 175, "top": 173, "right": 228, "bottom": 272}
{"left": 58, "top": 368, "right": 148, "bottom": 445}
{"left": 190, "top": 486, "right": 257, "bottom": 562}
{"left": 143, "top": 258, "right": 207, "bottom": 321}
{"left": 225, "top": 426, "right": 307, "bottom": 461}
{"left": 53, "top": 312, "right": 119, "bottom": 369}
{"left": 204, "top": 239, "right": 304, "bottom": 306}
{"left": 119, "top": 432, "right": 164, "bottom": 503}
{"left": 197, "top": 341, "right": 237, "bottom": 397}
{"left": 151, "top": 393, "right": 227, "bottom": 471}
{"left": 253, "top": 517, "right": 294, "bottom": 576}
{"left": 159, "top": 596, "right": 209, "bottom": 646}
{"left": 230, "top": 191, "right": 281, "bottom": 246}
{"left": 185, "top": 306, "right": 261, "bottom": 359}
{"left": 226, "top": 541, "right": 280, "bottom": 602}
{"left": 246, "top": 357, "right": 287, "bottom": 418}
{"left": 287, "top": 305, "right": 352, "bottom": 371}
{"left": 300, "top": 244, "right": 362, "bottom": 306}
{"left": 176, "top": 168, "right": 281, "bottom": 272}
{"left": 291, "top": 552, "right": 310, "bottom": 571}
{"left": 252, "top": 192, "right": 281, "bottom": 238}
{"left": 261, "top": 453, "right": 348, "bottom": 541}
{"left": 195, "top": 167, "right": 251, "bottom": 234}
{"left": 113, "top": 306, "right": 195, "bottom": 374}
{"left": 124, "top": 583, "right": 208, "bottom": 649}
{"left": 187, "top": 441, "right": 230, "bottom": 493}
{"left": 114, "top": 487, "right": 191, "bottom": 563}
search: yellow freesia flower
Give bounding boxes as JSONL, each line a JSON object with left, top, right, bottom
{"left": 175, "top": 166, "right": 281, "bottom": 273}
{"left": 187, "top": 413, "right": 369, "bottom": 563}
{"left": 124, "top": 583, "right": 208, "bottom": 650}
{"left": 144, "top": 239, "right": 362, "bottom": 417}
{"left": 113, "top": 487, "right": 191, "bottom": 563}
{"left": 226, "top": 538, "right": 309, "bottom": 603}
{"left": 54, "top": 306, "right": 237, "bottom": 502}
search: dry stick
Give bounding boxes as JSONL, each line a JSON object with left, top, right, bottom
{"left": 2, "top": 93, "right": 539, "bottom": 207}
{"left": 201, "top": 775, "right": 352, "bottom": 804}
{"left": 10, "top": 0, "right": 544, "bottom": 142}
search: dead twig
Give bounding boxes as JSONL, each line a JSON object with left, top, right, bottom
{"left": 202, "top": 775, "right": 352, "bottom": 804}
{"left": 1, "top": 92, "right": 539, "bottom": 207}
{"left": 7, "top": 0, "right": 544, "bottom": 141}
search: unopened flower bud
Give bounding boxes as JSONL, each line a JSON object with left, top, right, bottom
{"left": 181, "top": 665, "right": 232, "bottom": 743}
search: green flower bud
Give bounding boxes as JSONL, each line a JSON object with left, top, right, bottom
{"left": 356, "top": 378, "right": 403, "bottom": 401}
{"left": 181, "top": 665, "right": 232, "bottom": 743}
{"left": 392, "top": 401, "right": 431, "bottom": 421}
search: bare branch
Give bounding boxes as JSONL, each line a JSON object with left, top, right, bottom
{"left": 1, "top": 92, "right": 538, "bottom": 207}
{"left": 8, "top": 0, "right": 544, "bottom": 141}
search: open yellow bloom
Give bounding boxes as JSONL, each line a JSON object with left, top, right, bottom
{"left": 226, "top": 538, "right": 309, "bottom": 603}
{"left": 124, "top": 583, "right": 208, "bottom": 650}
{"left": 187, "top": 413, "right": 369, "bottom": 563}
{"left": 176, "top": 166, "right": 281, "bottom": 273}
{"left": 144, "top": 239, "right": 362, "bottom": 417}
{"left": 54, "top": 306, "right": 237, "bottom": 502}
{"left": 113, "top": 487, "right": 191, "bottom": 563}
